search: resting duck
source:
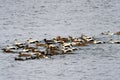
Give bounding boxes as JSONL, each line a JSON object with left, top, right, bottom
{"left": 56, "top": 36, "right": 70, "bottom": 42}
{"left": 73, "top": 38, "right": 83, "bottom": 42}
{"left": 35, "top": 42, "right": 47, "bottom": 47}
{"left": 18, "top": 51, "right": 48, "bottom": 59}
{"left": 81, "top": 34, "right": 93, "bottom": 39}
{"left": 71, "top": 38, "right": 87, "bottom": 46}
{"left": 14, "top": 39, "right": 25, "bottom": 48}
{"left": 61, "top": 43, "right": 74, "bottom": 54}
{"left": 68, "top": 36, "right": 74, "bottom": 42}
{"left": 49, "top": 48, "right": 60, "bottom": 55}
{"left": 26, "top": 38, "right": 39, "bottom": 44}
{"left": 108, "top": 39, "right": 120, "bottom": 44}
{"left": 2, "top": 48, "right": 14, "bottom": 53}
{"left": 44, "top": 38, "right": 55, "bottom": 44}
{"left": 53, "top": 38, "right": 64, "bottom": 44}
{"left": 93, "top": 40, "right": 106, "bottom": 44}
{"left": 35, "top": 52, "right": 48, "bottom": 59}
{"left": 81, "top": 34, "right": 95, "bottom": 43}
{"left": 14, "top": 57, "right": 26, "bottom": 61}
{"left": 2, "top": 45, "right": 18, "bottom": 53}
{"left": 101, "top": 31, "right": 114, "bottom": 35}
{"left": 14, "top": 39, "right": 24, "bottom": 45}
{"left": 62, "top": 42, "right": 73, "bottom": 48}
{"left": 71, "top": 41, "right": 86, "bottom": 46}
{"left": 27, "top": 51, "right": 49, "bottom": 59}
{"left": 20, "top": 49, "right": 31, "bottom": 52}
{"left": 62, "top": 47, "right": 73, "bottom": 54}
{"left": 18, "top": 52, "right": 33, "bottom": 57}
{"left": 44, "top": 44, "right": 60, "bottom": 55}
{"left": 24, "top": 45, "right": 37, "bottom": 52}
{"left": 114, "top": 31, "right": 120, "bottom": 35}
{"left": 15, "top": 52, "right": 35, "bottom": 61}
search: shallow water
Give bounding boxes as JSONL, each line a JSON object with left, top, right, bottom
{"left": 0, "top": 0, "right": 120, "bottom": 80}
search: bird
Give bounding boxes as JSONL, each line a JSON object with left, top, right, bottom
{"left": 14, "top": 39, "right": 25, "bottom": 48}
{"left": 2, "top": 45, "right": 18, "bottom": 53}
{"left": 93, "top": 40, "right": 106, "bottom": 44}
{"left": 108, "top": 39, "right": 120, "bottom": 44}
{"left": 26, "top": 38, "right": 39, "bottom": 44}
{"left": 114, "top": 31, "right": 120, "bottom": 35}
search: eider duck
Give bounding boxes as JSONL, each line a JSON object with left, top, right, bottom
{"left": 2, "top": 45, "right": 18, "bottom": 53}
{"left": 14, "top": 39, "right": 25, "bottom": 48}
{"left": 101, "top": 31, "right": 114, "bottom": 35}
{"left": 114, "top": 31, "right": 120, "bottom": 35}
{"left": 108, "top": 39, "right": 120, "bottom": 44}
{"left": 93, "top": 40, "right": 106, "bottom": 44}
{"left": 26, "top": 38, "right": 39, "bottom": 44}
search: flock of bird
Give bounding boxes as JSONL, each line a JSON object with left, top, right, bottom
{"left": 1, "top": 31, "right": 120, "bottom": 61}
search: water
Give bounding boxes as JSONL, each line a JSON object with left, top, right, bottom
{"left": 0, "top": 0, "right": 120, "bottom": 80}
